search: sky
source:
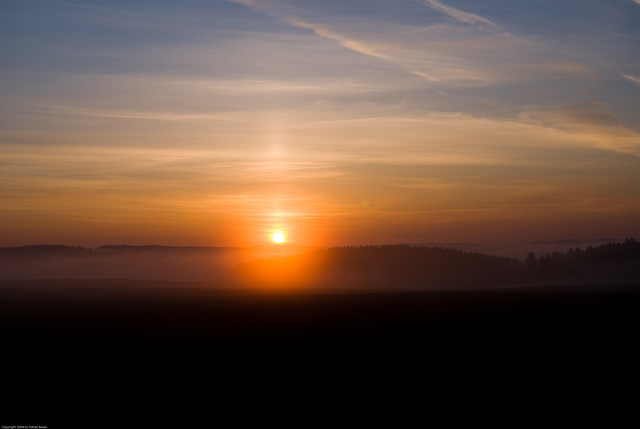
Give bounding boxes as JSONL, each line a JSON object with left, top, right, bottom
{"left": 1, "top": 0, "right": 639, "bottom": 248}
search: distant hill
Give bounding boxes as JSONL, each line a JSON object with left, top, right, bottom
{"left": 96, "top": 245, "right": 237, "bottom": 254}
{"left": 405, "top": 238, "right": 626, "bottom": 259}
{"left": 2, "top": 240, "right": 638, "bottom": 287}
{"left": 525, "top": 238, "right": 640, "bottom": 284}
{"left": 238, "top": 240, "right": 640, "bottom": 289}
{"left": 0, "top": 245, "right": 93, "bottom": 259}
{"left": 237, "top": 244, "right": 523, "bottom": 289}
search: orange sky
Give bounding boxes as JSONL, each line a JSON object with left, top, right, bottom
{"left": 2, "top": 0, "right": 640, "bottom": 247}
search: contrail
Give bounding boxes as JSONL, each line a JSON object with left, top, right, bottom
{"left": 224, "top": 0, "right": 442, "bottom": 81}
{"left": 417, "top": 0, "right": 502, "bottom": 32}
{"left": 227, "top": 0, "right": 257, "bottom": 7}
{"left": 225, "top": 0, "right": 390, "bottom": 61}
{"left": 284, "top": 16, "right": 390, "bottom": 61}
{"left": 620, "top": 72, "right": 640, "bottom": 86}
{"left": 563, "top": 153, "right": 623, "bottom": 170}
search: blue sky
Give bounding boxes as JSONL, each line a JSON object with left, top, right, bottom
{"left": 1, "top": 0, "right": 639, "bottom": 246}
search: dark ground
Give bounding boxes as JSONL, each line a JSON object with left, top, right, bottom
{"left": 2, "top": 279, "right": 640, "bottom": 425}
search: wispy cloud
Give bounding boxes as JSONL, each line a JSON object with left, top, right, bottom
{"left": 283, "top": 16, "right": 390, "bottom": 61}
{"left": 38, "top": 104, "right": 231, "bottom": 122}
{"left": 519, "top": 101, "right": 629, "bottom": 133}
{"left": 226, "top": 0, "right": 435, "bottom": 84}
{"left": 417, "top": 0, "right": 502, "bottom": 32}
{"left": 225, "top": 0, "right": 258, "bottom": 7}
{"left": 563, "top": 153, "right": 624, "bottom": 170}
{"left": 225, "top": 0, "right": 593, "bottom": 89}
{"left": 226, "top": 1, "right": 392, "bottom": 62}
{"left": 620, "top": 71, "right": 640, "bottom": 86}
{"left": 632, "top": 0, "right": 640, "bottom": 6}
{"left": 518, "top": 102, "right": 640, "bottom": 155}
{"left": 224, "top": 0, "right": 504, "bottom": 84}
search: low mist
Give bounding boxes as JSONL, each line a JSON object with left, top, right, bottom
{"left": 0, "top": 245, "right": 300, "bottom": 284}
{"left": 2, "top": 240, "right": 639, "bottom": 289}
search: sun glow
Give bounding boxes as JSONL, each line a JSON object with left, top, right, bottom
{"left": 272, "top": 231, "right": 285, "bottom": 243}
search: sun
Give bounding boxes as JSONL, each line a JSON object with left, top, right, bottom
{"left": 272, "top": 231, "right": 285, "bottom": 244}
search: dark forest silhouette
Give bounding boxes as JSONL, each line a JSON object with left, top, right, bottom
{"left": 1, "top": 238, "right": 638, "bottom": 287}
{"left": 236, "top": 245, "right": 522, "bottom": 288}
{"left": 524, "top": 237, "right": 640, "bottom": 284}
{"left": 237, "top": 239, "right": 640, "bottom": 288}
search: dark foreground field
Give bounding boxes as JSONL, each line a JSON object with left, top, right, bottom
{"left": 3, "top": 279, "right": 640, "bottom": 423}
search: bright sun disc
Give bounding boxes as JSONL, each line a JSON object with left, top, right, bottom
{"left": 272, "top": 232, "right": 285, "bottom": 243}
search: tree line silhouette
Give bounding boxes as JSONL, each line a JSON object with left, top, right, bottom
{"left": 524, "top": 237, "right": 640, "bottom": 284}
{"left": 1, "top": 239, "right": 639, "bottom": 288}
{"left": 238, "top": 238, "right": 640, "bottom": 288}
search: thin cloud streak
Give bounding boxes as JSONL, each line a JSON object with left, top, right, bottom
{"left": 225, "top": 0, "right": 258, "bottom": 7}
{"left": 225, "top": 0, "right": 442, "bottom": 82}
{"left": 284, "top": 16, "right": 390, "bottom": 61}
{"left": 620, "top": 72, "right": 640, "bottom": 86}
{"left": 38, "top": 104, "right": 232, "bottom": 122}
{"left": 226, "top": 0, "right": 391, "bottom": 62}
{"left": 418, "top": 0, "right": 502, "bottom": 32}
{"left": 563, "top": 153, "right": 624, "bottom": 170}
{"left": 225, "top": 0, "right": 591, "bottom": 89}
